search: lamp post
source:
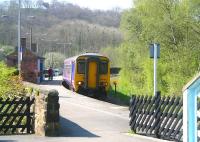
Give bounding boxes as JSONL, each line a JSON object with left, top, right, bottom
{"left": 18, "top": 0, "right": 21, "bottom": 73}
{"left": 35, "top": 33, "right": 47, "bottom": 55}
{"left": 27, "top": 16, "right": 35, "bottom": 50}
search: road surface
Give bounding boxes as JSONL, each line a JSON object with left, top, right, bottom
{"left": 0, "top": 76, "right": 169, "bottom": 142}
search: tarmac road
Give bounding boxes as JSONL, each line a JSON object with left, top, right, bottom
{"left": 0, "top": 76, "right": 169, "bottom": 142}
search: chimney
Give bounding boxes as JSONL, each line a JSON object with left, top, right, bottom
{"left": 21, "top": 37, "right": 26, "bottom": 51}
{"left": 31, "top": 43, "right": 37, "bottom": 53}
{"left": 15, "top": 46, "right": 18, "bottom": 52}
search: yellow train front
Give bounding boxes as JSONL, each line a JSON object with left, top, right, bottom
{"left": 62, "top": 53, "right": 110, "bottom": 98}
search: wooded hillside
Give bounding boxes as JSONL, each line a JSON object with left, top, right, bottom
{"left": 0, "top": 0, "right": 123, "bottom": 68}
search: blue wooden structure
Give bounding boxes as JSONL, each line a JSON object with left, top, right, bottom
{"left": 37, "top": 58, "right": 45, "bottom": 83}
{"left": 183, "top": 73, "right": 200, "bottom": 142}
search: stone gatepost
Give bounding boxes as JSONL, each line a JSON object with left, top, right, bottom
{"left": 34, "top": 89, "right": 60, "bottom": 136}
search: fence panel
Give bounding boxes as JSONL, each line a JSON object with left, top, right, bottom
{"left": 129, "top": 94, "right": 183, "bottom": 141}
{"left": 0, "top": 97, "right": 35, "bottom": 135}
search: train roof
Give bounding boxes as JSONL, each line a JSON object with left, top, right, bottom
{"left": 64, "top": 53, "right": 109, "bottom": 63}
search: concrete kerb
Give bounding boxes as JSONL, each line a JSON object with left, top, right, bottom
{"left": 128, "top": 133, "right": 173, "bottom": 142}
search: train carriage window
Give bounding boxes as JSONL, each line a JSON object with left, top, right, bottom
{"left": 100, "top": 61, "right": 108, "bottom": 74}
{"left": 77, "top": 60, "right": 85, "bottom": 74}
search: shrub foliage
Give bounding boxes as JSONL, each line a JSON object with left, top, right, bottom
{"left": 0, "top": 62, "right": 25, "bottom": 98}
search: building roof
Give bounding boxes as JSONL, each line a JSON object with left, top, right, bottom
{"left": 6, "top": 48, "right": 45, "bottom": 60}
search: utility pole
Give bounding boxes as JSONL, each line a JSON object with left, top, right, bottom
{"left": 30, "top": 27, "right": 32, "bottom": 50}
{"left": 18, "top": 0, "right": 21, "bottom": 73}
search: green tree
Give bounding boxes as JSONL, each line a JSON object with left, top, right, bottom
{"left": 0, "top": 44, "right": 15, "bottom": 61}
{"left": 44, "top": 52, "right": 65, "bottom": 69}
{"left": 120, "top": 0, "right": 200, "bottom": 96}
{"left": 100, "top": 46, "right": 122, "bottom": 67}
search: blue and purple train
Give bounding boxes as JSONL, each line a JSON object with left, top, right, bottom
{"left": 62, "top": 53, "right": 110, "bottom": 97}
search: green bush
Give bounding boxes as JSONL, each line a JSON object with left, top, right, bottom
{"left": 0, "top": 62, "right": 25, "bottom": 98}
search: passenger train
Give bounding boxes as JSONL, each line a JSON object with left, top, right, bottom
{"left": 62, "top": 53, "right": 110, "bottom": 97}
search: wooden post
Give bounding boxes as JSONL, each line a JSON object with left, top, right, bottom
{"left": 27, "top": 97, "right": 31, "bottom": 134}
{"left": 155, "top": 91, "right": 161, "bottom": 138}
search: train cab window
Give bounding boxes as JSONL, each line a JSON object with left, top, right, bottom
{"left": 77, "top": 60, "right": 85, "bottom": 74}
{"left": 100, "top": 61, "right": 108, "bottom": 74}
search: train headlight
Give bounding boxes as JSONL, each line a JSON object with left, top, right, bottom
{"left": 100, "top": 82, "right": 108, "bottom": 86}
{"left": 78, "top": 81, "right": 84, "bottom": 85}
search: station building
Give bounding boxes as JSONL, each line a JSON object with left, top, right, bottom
{"left": 6, "top": 38, "right": 45, "bottom": 83}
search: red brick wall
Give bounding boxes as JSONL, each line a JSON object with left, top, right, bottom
{"left": 6, "top": 50, "right": 40, "bottom": 83}
{"left": 21, "top": 58, "right": 38, "bottom": 83}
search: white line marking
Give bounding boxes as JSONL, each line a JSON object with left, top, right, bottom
{"left": 110, "top": 106, "right": 128, "bottom": 109}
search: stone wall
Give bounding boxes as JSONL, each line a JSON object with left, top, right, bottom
{"left": 34, "top": 89, "right": 60, "bottom": 136}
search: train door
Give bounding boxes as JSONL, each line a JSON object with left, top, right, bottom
{"left": 88, "top": 61, "right": 97, "bottom": 88}
{"left": 71, "top": 62, "right": 75, "bottom": 84}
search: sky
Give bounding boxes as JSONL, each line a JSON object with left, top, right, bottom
{"left": 43, "top": 0, "right": 133, "bottom": 10}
